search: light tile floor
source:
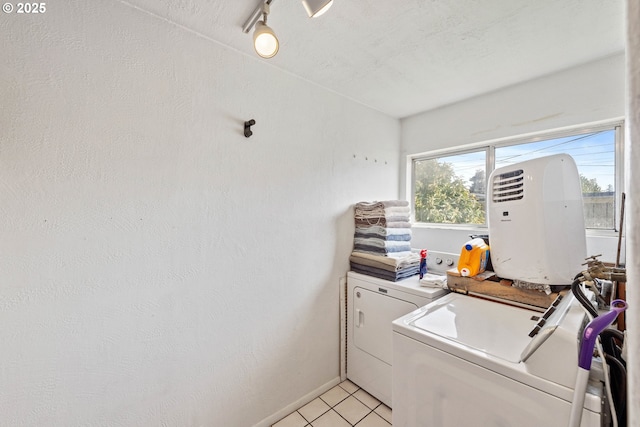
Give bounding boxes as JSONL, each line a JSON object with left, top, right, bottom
{"left": 272, "top": 380, "right": 392, "bottom": 427}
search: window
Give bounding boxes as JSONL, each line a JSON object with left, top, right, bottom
{"left": 411, "top": 121, "right": 622, "bottom": 230}
{"left": 413, "top": 150, "right": 487, "bottom": 224}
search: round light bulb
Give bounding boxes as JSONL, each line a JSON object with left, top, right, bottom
{"left": 253, "top": 21, "right": 279, "bottom": 58}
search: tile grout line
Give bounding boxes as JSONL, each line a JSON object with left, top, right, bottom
{"left": 330, "top": 384, "right": 363, "bottom": 426}
{"left": 273, "top": 381, "right": 391, "bottom": 427}
{"left": 331, "top": 383, "right": 387, "bottom": 426}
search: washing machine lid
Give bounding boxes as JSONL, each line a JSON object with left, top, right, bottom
{"left": 393, "top": 293, "right": 537, "bottom": 363}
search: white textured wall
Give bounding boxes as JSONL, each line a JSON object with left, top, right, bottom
{"left": 401, "top": 53, "right": 626, "bottom": 260}
{"left": 625, "top": 0, "right": 639, "bottom": 424}
{"left": 0, "top": 2, "right": 399, "bottom": 426}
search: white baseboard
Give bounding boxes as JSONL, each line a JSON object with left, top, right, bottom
{"left": 252, "top": 377, "right": 341, "bottom": 427}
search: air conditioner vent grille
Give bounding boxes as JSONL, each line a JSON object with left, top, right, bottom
{"left": 492, "top": 169, "right": 524, "bottom": 202}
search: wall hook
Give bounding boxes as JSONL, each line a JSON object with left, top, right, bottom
{"left": 244, "top": 119, "right": 255, "bottom": 138}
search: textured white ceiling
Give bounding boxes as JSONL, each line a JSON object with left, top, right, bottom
{"left": 119, "top": 0, "right": 625, "bottom": 118}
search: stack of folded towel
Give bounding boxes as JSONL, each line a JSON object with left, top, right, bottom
{"left": 354, "top": 200, "right": 412, "bottom": 231}
{"left": 350, "top": 251, "right": 420, "bottom": 282}
{"left": 350, "top": 200, "right": 418, "bottom": 281}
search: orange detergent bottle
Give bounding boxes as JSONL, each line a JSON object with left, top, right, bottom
{"left": 457, "top": 238, "right": 490, "bottom": 277}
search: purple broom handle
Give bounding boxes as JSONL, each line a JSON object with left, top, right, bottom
{"left": 578, "top": 299, "right": 628, "bottom": 370}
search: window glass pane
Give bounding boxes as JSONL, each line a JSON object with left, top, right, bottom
{"left": 414, "top": 150, "right": 486, "bottom": 224}
{"left": 495, "top": 130, "right": 615, "bottom": 229}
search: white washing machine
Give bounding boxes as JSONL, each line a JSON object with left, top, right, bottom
{"left": 392, "top": 292, "right": 605, "bottom": 427}
{"left": 346, "top": 251, "right": 456, "bottom": 408}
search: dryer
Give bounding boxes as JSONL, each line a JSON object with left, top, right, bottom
{"left": 346, "top": 251, "right": 455, "bottom": 407}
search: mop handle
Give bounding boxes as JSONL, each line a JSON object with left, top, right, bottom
{"left": 569, "top": 300, "right": 628, "bottom": 427}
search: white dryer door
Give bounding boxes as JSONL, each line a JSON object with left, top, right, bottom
{"left": 353, "top": 286, "right": 418, "bottom": 365}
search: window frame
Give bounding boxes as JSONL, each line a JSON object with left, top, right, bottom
{"left": 408, "top": 119, "right": 625, "bottom": 235}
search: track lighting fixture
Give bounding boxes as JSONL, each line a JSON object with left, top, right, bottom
{"left": 242, "top": 0, "right": 334, "bottom": 59}
{"left": 301, "top": 0, "right": 333, "bottom": 18}
{"left": 253, "top": 19, "right": 278, "bottom": 58}
{"left": 242, "top": 1, "right": 279, "bottom": 59}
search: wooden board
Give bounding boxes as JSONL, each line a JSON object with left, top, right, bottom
{"left": 446, "top": 269, "right": 561, "bottom": 310}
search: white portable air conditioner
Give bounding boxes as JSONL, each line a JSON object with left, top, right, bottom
{"left": 488, "top": 154, "right": 587, "bottom": 287}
